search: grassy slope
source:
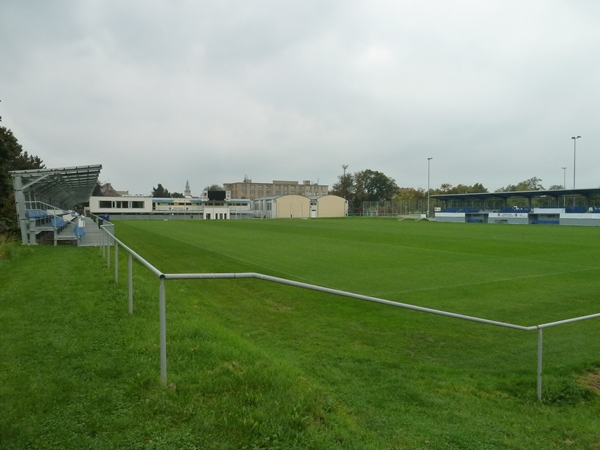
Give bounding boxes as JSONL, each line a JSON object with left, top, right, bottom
{"left": 2, "top": 219, "right": 600, "bottom": 449}
{"left": 0, "top": 245, "right": 363, "bottom": 449}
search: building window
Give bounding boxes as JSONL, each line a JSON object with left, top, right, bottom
{"left": 99, "top": 201, "right": 112, "bottom": 208}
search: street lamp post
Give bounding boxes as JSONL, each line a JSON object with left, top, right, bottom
{"left": 562, "top": 167, "right": 567, "bottom": 207}
{"left": 341, "top": 165, "right": 349, "bottom": 215}
{"left": 572, "top": 136, "right": 581, "bottom": 208}
{"left": 572, "top": 136, "right": 581, "bottom": 189}
{"left": 427, "top": 157, "right": 433, "bottom": 218}
{"left": 342, "top": 164, "right": 348, "bottom": 199}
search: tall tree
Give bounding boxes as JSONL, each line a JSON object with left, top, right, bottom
{"left": 151, "top": 184, "right": 171, "bottom": 198}
{"left": 353, "top": 169, "right": 398, "bottom": 208}
{"left": 0, "top": 126, "right": 45, "bottom": 231}
{"left": 92, "top": 182, "right": 103, "bottom": 196}
{"left": 333, "top": 169, "right": 397, "bottom": 209}
{"left": 330, "top": 172, "right": 355, "bottom": 200}
{"left": 394, "top": 187, "right": 426, "bottom": 202}
{"left": 435, "top": 183, "right": 488, "bottom": 194}
{"left": 496, "top": 177, "right": 544, "bottom": 192}
{"left": 204, "top": 184, "right": 224, "bottom": 191}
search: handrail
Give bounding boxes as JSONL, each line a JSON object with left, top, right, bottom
{"left": 164, "top": 271, "right": 532, "bottom": 331}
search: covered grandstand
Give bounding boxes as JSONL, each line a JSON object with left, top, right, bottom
{"left": 11, "top": 165, "right": 103, "bottom": 245}
{"left": 432, "top": 187, "right": 600, "bottom": 226}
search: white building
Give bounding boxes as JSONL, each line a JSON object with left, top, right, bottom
{"left": 88, "top": 195, "right": 251, "bottom": 220}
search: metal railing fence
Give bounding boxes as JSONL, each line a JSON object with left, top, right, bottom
{"left": 99, "top": 225, "right": 600, "bottom": 401}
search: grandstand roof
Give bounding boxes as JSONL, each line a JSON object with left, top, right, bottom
{"left": 431, "top": 187, "right": 600, "bottom": 203}
{"left": 11, "top": 164, "right": 102, "bottom": 208}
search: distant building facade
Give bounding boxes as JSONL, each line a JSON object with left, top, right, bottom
{"left": 224, "top": 178, "right": 328, "bottom": 200}
{"left": 89, "top": 195, "right": 252, "bottom": 220}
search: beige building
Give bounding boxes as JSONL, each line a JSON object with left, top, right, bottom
{"left": 253, "top": 195, "right": 311, "bottom": 219}
{"left": 253, "top": 194, "right": 347, "bottom": 219}
{"left": 224, "top": 178, "right": 328, "bottom": 200}
{"left": 310, "top": 195, "right": 347, "bottom": 218}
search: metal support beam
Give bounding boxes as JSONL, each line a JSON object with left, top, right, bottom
{"left": 128, "top": 254, "right": 133, "bottom": 315}
{"left": 537, "top": 328, "right": 543, "bottom": 401}
{"left": 12, "top": 175, "right": 30, "bottom": 244}
{"left": 114, "top": 242, "right": 119, "bottom": 283}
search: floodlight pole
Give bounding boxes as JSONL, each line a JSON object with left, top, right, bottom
{"left": 342, "top": 164, "right": 348, "bottom": 201}
{"left": 128, "top": 254, "right": 133, "bottom": 315}
{"left": 562, "top": 167, "right": 567, "bottom": 207}
{"left": 571, "top": 136, "right": 580, "bottom": 189}
{"left": 427, "top": 157, "right": 433, "bottom": 217}
{"left": 537, "top": 328, "right": 543, "bottom": 401}
{"left": 572, "top": 136, "right": 581, "bottom": 207}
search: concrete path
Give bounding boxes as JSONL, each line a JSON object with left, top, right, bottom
{"left": 78, "top": 216, "right": 103, "bottom": 247}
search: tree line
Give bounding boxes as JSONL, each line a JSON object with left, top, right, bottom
{"left": 0, "top": 113, "right": 45, "bottom": 233}
{"left": 331, "top": 170, "right": 572, "bottom": 213}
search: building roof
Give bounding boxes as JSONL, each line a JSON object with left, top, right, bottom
{"left": 11, "top": 164, "right": 103, "bottom": 208}
{"left": 254, "top": 194, "right": 312, "bottom": 201}
{"left": 431, "top": 187, "right": 600, "bottom": 203}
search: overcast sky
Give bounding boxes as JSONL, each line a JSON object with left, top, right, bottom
{"left": 1, "top": 1, "right": 599, "bottom": 196}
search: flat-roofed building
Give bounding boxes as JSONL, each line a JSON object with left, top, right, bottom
{"left": 224, "top": 178, "right": 328, "bottom": 200}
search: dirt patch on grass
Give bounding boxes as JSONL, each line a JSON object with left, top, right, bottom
{"left": 581, "top": 370, "right": 600, "bottom": 391}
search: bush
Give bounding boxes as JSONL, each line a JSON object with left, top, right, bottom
{"left": 0, "top": 232, "right": 17, "bottom": 260}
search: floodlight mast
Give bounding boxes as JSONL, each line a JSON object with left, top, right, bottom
{"left": 571, "top": 136, "right": 581, "bottom": 208}
{"left": 342, "top": 164, "right": 349, "bottom": 201}
{"left": 427, "top": 157, "right": 433, "bottom": 218}
{"left": 572, "top": 136, "right": 581, "bottom": 189}
{"left": 562, "top": 167, "right": 567, "bottom": 207}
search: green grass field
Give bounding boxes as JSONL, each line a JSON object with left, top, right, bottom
{"left": 2, "top": 218, "right": 600, "bottom": 449}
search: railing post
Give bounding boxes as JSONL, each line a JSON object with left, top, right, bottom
{"left": 537, "top": 327, "right": 543, "bottom": 401}
{"left": 101, "top": 228, "right": 105, "bottom": 258}
{"left": 128, "top": 254, "right": 133, "bottom": 315}
{"left": 107, "top": 234, "right": 111, "bottom": 269}
{"left": 160, "top": 277, "right": 167, "bottom": 386}
{"left": 114, "top": 242, "right": 119, "bottom": 283}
